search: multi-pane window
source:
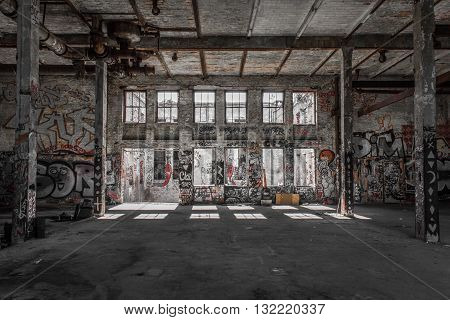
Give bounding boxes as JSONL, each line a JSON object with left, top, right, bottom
{"left": 194, "top": 91, "right": 215, "bottom": 123}
{"left": 294, "top": 149, "right": 316, "bottom": 187}
{"left": 293, "top": 92, "right": 316, "bottom": 125}
{"left": 263, "top": 92, "right": 284, "bottom": 123}
{"left": 124, "top": 91, "right": 146, "bottom": 123}
{"left": 225, "top": 91, "right": 247, "bottom": 123}
{"left": 193, "top": 148, "right": 215, "bottom": 186}
{"left": 262, "top": 148, "right": 284, "bottom": 186}
{"left": 225, "top": 148, "right": 247, "bottom": 186}
{"left": 157, "top": 91, "right": 178, "bottom": 123}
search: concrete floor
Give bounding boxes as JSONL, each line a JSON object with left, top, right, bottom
{"left": 0, "top": 202, "right": 449, "bottom": 300}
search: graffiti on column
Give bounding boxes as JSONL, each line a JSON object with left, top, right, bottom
{"left": 179, "top": 150, "right": 193, "bottom": 205}
{"left": 423, "top": 127, "right": 440, "bottom": 242}
{"left": 248, "top": 142, "right": 262, "bottom": 203}
{"left": 317, "top": 149, "right": 336, "bottom": 204}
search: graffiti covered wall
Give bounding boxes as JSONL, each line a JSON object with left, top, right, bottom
{"left": 353, "top": 92, "right": 450, "bottom": 203}
{"left": 0, "top": 76, "right": 98, "bottom": 207}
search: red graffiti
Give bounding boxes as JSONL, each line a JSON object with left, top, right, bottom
{"left": 162, "top": 163, "right": 172, "bottom": 187}
{"left": 319, "top": 149, "right": 335, "bottom": 164}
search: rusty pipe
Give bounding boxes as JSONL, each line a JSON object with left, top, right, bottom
{"left": 0, "top": 0, "right": 86, "bottom": 60}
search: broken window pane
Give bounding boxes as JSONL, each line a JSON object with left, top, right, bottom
{"left": 263, "top": 92, "right": 284, "bottom": 123}
{"left": 124, "top": 90, "right": 146, "bottom": 123}
{"left": 225, "top": 91, "right": 247, "bottom": 123}
{"left": 193, "top": 148, "right": 215, "bottom": 186}
{"left": 194, "top": 91, "right": 215, "bottom": 123}
{"left": 157, "top": 91, "right": 179, "bottom": 123}
{"left": 294, "top": 148, "right": 316, "bottom": 187}
{"left": 225, "top": 148, "right": 247, "bottom": 186}
{"left": 293, "top": 92, "right": 316, "bottom": 125}
{"left": 262, "top": 148, "right": 284, "bottom": 186}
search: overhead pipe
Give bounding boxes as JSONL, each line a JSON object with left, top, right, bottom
{"left": 0, "top": 0, "right": 86, "bottom": 59}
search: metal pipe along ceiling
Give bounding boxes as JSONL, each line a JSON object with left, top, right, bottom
{"left": 0, "top": 0, "right": 86, "bottom": 60}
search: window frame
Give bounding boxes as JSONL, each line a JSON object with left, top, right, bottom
{"left": 156, "top": 90, "right": 179, "bottom": 124}
{"left": 262, "top": 148, "right": 285, "bottom": 187}
{"left": 293, "top": 148, "right": 316, "bottom": 187}
{"left": 262, "top": 91, "right": 285, "bottom": 124}
{"left": 225, "top": 90, "right": 248, "bottom": 124}
{"left": 193, "top": 90, "right": 216, "bottom": 124}
{"left": 123, "top": 90, "right": 147, "bottom": 124}
{"left": 193, "top": 148, "right": 216, "bottom": 187}
{"left": 292, "top": 90, "right": 317, "bottom": 126}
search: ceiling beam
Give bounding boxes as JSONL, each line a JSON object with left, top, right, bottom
{"left": 370, "top": 50, "right": 414, "bottom": 78}
{"left": 191, "top": 0, "right": 201, "bottom": 37}
{"left": 128, "top": 0, "right": 147, "bottom": 26}
{"left": 295, "top": 0, "right": 325, "bottom": 39}
{"left": 1, "top": 33, "right": 449, "bottom": 50}
{"left": 309, "top": 0, "right": 387, "bottom": 76}
{"left": 353, "top": 0, "right": 444, "bottom": 72}
{"left": 156, "top": 53, "right": 172, "bottom": 78}
{"left": 239, "top": 50, "right": 247, "bottom": 77}
{"left": 199, "top": 49, "right": 207, "bottom": 79}
{"left": 63, "top": 0, "right": 92, "bottom": 30}
{"left": 274, "top": 50, "right": 292, "bottom": 77}
{"left": 274, "top": 0, "right": 325, "bottom": 77}
{"left": 246, "top": 0, "right": 261, "bottom": 38}
{"left": 357, "top": 71, "right": 450, "bottom": 117}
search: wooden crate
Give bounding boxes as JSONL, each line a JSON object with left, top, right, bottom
{"left": 275, "top": 193, "right": 300, "bottom": 205}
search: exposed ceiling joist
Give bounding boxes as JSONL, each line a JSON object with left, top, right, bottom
{"left": 309, "top": 0, "right": 387, "bottom": 76}
{"left": 295, "top": 0, "right": 325, "bottom": 39}
{"left": 274, "top": 50, "right": 292, "bottom": 77}
{"left": 274, "top": 0, "right": 325, "bottom": 77}
{"left": 354, "top": 0, "right": 444, "bottom": 71}
{"left": 199, "top": 49, "right": 207, "bottom": 79}
{"left": 358, "top": 71, "right": 450, "bottom": 117}
{"left": 239, "top": 50, "right": 247, "bottom": 77}
{"left": 63, "top": 0, "right": 92, "bottom": 30}
{"left": 246, "top": 0, "right": 261, "bottom": 38}
{"left": 191, "top": 0, "right": 201, "bottom": 38}
{"left": 370, "top": 50, "right": 414, "bottom": 78}
{"left": 128, "top": 0, "right": 147, "bottom": 26}
{"left": 156, "top": 52, "right": 172, "bottom": 78}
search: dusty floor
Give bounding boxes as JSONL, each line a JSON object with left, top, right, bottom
{"left": 0, "top": 202, "right": 449, "bottom": 300}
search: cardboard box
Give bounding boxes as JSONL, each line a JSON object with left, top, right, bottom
{"left": 275, "top": 193, "right": 300, "bottom": 205}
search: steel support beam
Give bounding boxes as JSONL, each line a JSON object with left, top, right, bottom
{"left": 339, "top": 47, "right": 354, "bottom": 216}
{"left": 413, "top": 0, "right": 439, "bottom": 243}
{"left": 93, "top": 60, "right": 107, "bottom": 216}
{"left": 12, "top": 0, "right": 39, "bottom": 243}
{"left": 357, "top": 71, "right": 450, "bottom": 117}
{"left": 2, "top": 33, "right": 449, "bottom": 50}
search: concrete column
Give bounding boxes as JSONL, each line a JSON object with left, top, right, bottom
{"left": 413, "top": 0, "right": 439, "bottom": 242}
{"left": 93, "top": 60, "right": 107, "bottom": 215}
{"left": 12, "top": 0, "right": 40, "bottom": 242}
{"left": 339, "top": 47, "right": 353, "bottom": 216}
